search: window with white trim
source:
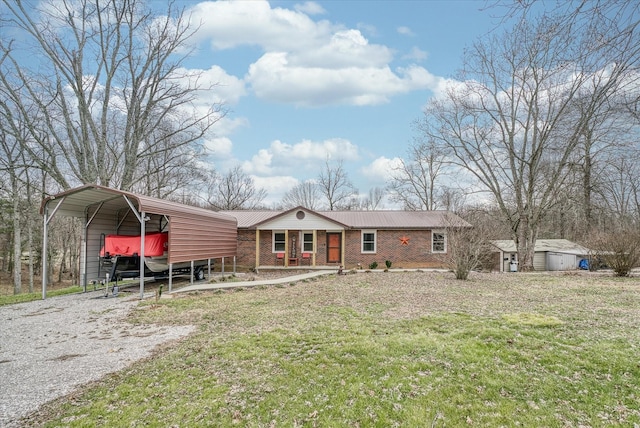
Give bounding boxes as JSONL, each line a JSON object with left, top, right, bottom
{"left": 432, "top": 231, "right": 446, "bottom": 253}
{"left": 361, "top": 230, "right": 377, "bottom": 253}
{"left": 302, "top": 232, "right": 314, "bottom": 253}
{"left": 273, "top": 232, "right": 285, "bottom": 252}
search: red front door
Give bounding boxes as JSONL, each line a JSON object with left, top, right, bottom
{"left": 327, "top": 233, "right": 341, "bottom": 264}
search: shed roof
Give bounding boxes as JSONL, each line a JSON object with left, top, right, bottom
{"left": 221, "top": 208, "right": 470, "bottom": 229}
{"left": 491, "top": 239, "right": 591, "bottom": 255}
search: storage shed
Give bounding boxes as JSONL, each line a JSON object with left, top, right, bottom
{"left": 491, "top": 239, "right": 591, "bottom": 272}
{"left": 40, "top": 185, "right": 237, "bottom": 299}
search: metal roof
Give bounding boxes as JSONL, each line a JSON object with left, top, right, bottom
{"left": 491, "top": 239, "right": 591, "bottom": 255}
{"left": 221, "top": 208, "right": 470, "bottom": 229}
{"left": 40, "top": 184, "right": 235, "bottom": 222}
{"left": 40, "top": 185, "right": 238, "bottom": 300}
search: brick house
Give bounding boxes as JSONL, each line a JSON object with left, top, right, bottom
{"left": 220, "top": 207, "right": 469, "bottom": 269}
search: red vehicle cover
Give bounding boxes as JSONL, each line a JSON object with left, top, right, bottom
{"left": 100, "top": 232, "right": 168, "bottom": 257}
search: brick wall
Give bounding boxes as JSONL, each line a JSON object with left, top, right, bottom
{"left": 235, "top": 228, "right": 447, "bottom": 269}
{"left": 344, "top": 229, "right": 446, "bottom": 269}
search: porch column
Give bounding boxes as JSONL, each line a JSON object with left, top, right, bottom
{"left": 255, "top": 229, "right": 260, "bottom": 268}
{"left": 312, "top": 230, "right": 317, "bottom": 266}
{"left": 284, "top": 230, "right": 289, "bottom": 267}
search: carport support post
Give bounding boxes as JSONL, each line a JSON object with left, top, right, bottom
{"left": 168, "top": 263, "right": 173, "bottom": 292}
{"left": 139, "top": 211, "right": 146, "bottom": 299}
{"left": 42, "top": 207, "right": 49, "bottom": 300}
{"left": 41, "top": 197, "right": 65, "bottom": 299}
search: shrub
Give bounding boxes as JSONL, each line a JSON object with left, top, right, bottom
{"left": 588, "top": 226, "right": 640, "bottom": 277}
{"left": 442, "top": 227, "right": 492, "bottom": 280}
{"left": 369, "top": 261, "right": 378, "bottom": 269}
{"left": 385, "top": 260, "right": 392, "bottom": 269}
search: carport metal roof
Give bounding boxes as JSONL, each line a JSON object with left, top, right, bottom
{"left": 40, "top": 185, "right": 237, "bottom": 299}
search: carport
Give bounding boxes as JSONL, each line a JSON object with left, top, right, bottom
{"left": 40, "top": 185, "right": 238, "bottom": 299}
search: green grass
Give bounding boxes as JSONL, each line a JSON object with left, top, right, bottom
{"left": 21, "top": 272, "right": 640, "bottom": 426}
{"left": 0, "top": 285, "right": 83, "bottom": 306}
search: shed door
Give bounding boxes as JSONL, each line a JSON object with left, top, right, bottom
{"left": 327, "top": 233, "right": 341, "bottom": 264}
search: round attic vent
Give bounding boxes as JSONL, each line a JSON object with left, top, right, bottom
{"left": 296, "top": 210, "right": 305, "bottom": 220}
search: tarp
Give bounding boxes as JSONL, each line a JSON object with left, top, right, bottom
{"left": 100, "top": 232, "right": 168, "bottom": 257}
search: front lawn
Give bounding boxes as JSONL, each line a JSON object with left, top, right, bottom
{"left": 24, "top": 272, "right": 640, "bottom": 426}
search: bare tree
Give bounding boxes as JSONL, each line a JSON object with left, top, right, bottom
{"left": 588, "top": 224, "right": 640, "bottom": 277}
{"left": 317, "top": 159, "right": 358, "bottom": 211}
{"left": 0, "top": 60, "right": 34, "bottom": 293}
{"left": 439, "top": 212, "right": 493, "bottom": 280}
{"left": 421, "top": 10, "right": 638, "bottom": 271}
{"left": 206, "top": 166, "right": 267, "bottom": 210}
{"left": 0, "top": 125, "right": 23, "bottom": 294}
{"left": 387, "top": 139, "right": 448, "bottom": 210}
{"left": 598, "top": 149, "right": 640, "bottom": 223}
{"left": 281, "top": 181, "right": 322, "bottom": 210}
{"left": 359, "top": 187, "right": 386, "bottom": 210}
{"left": 0, "top": 0, "right": 224, "bottom": 191}
{"left": 129, "top": 121, "right": 209, "bottom": 200}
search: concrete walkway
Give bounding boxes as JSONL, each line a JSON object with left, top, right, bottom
{"left": 170, "top": 269, "right": 339, "bottom": 294}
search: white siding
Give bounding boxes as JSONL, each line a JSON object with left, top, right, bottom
{"left": 546, "top": 252, "right": 578, "bottom": 271}
{"left": 533, "top": 252, "right": 546, "bottom": 271}
{"left": 259, "top": 210, "right": 343, "bottom": 231}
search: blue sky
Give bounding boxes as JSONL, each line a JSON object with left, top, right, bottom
{"left": 175, "top": 1, "right": 503, "bottom": 206}
{"left": 171, "top": 0, "right": 503, "bottom": 206}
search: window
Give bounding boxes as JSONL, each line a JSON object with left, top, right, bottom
{"left": 361, "top": 230, "right": 377, "bottom": 253}
{"left": 432, "top": 231, "right": 446, "bottom": 253}
{"left": 302, "top": 232, "right": 314, "bottom": 253}
{"left": 273, "top": 232, "right": 285, "bottom": 252}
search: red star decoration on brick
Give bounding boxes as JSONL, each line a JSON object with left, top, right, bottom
{"left": 400, "top": 236, "right": 410, "bottom": 245}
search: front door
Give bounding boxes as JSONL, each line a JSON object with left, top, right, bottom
{"left": 327, "top": 233, "right": 341, "bottom": 264}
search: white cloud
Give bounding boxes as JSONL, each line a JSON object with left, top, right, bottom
{"left": 213, "top": 116, "right": 249, "bottom": 137}
{"left": 242, "top": 138, "right": 359, "bottom": 176}
{"left": 294, "top": 1, "right": 326, "bottom": 15}
{"left": 187, "top": 1, "right": 441, "bottom": 107}
{"left": 173, "top": 65, "right": 245, "bottom": 105}
{"left": 397, "top": 26, "right": 414, "bottom": 36}
{"left": 187, "top": 0, "right": 335, "bottom": 51}
{"left": 294, "top": 29, "right": 393, "bottom": 68}
{"left": 242, "top": 148, "right": 274, "bottom": 175}
{"left": 252, "top": 175, "right": 300, "bottom": 206}
{"left": 247, "top": 53, "right": 439, "bottom": 106}
{"left": 361, "top": 156, "right": 402, "bottom": 183}
{"left": 203, "top": 136, "right": 233, "bottom": 157}
{"left": 403, "top": 46, "right": 428, "bottom": 62}
{"left": 356, "top": 22, "right": 377, "bottom": 37}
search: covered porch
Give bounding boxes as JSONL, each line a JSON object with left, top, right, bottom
{"left": 221, "top": 207, "right": 349, "bottom": 270}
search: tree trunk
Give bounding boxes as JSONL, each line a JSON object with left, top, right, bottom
{"left": 515, "top": 214, "right": 536, "bottom": 272}
{"left": 12, "top": 190, "right": 21, "bottom": 294}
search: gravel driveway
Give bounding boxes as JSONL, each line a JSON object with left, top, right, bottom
{"left": 0, "top": 290, "right": 195, "bottom": 427}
